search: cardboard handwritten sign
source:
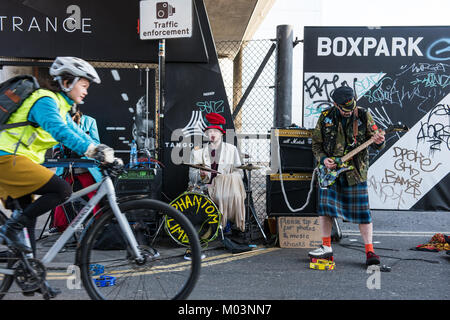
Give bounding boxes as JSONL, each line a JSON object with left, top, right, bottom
{"left": 278, "top": 216, "right": 321, "bottom": 248}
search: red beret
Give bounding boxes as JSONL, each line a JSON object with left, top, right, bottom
{"left": 205, "top": 113, "right": 225, "bottom": 125}
{"left": 204, "top": 113, "right": 226, "bottom": 134}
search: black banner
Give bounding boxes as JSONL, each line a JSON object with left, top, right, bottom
{"left": 76, "top": 67, "right": 155, "bottom": 154}
{"left": 162, "top": 0, "right": 235, "bottom": 200}
{"left": 0, "top": 0, "right": 207, "bottom": 63}
{"left": 303, "top": 26, "right": 450, "bottom": 72}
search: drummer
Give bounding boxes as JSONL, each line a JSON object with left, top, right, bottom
{"left": 189, "top": 112, "right": 246, "bottom": 234}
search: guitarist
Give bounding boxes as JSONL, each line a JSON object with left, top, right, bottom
{"left": 310, "top": 86, "right": 385, "bottom": 266}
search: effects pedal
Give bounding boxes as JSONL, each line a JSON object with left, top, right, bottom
{"left": 309, "top": 255, "right": 334, "bottom": 263}
{"left": 309, "top": 257, "right": 335, "bottom": 271}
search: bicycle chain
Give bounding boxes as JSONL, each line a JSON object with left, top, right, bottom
{"left": 0, "top": 255, "right": 47, "bottom": 295}
{"left": 14, "top": 258, "right": 47, "bottom": 293}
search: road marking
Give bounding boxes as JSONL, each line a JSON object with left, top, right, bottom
{"left": 343, "top": 230, "right": 448, "bottom": 237}
{"left": 202, "top": 247, "right": 279, "bottom": 267}
{"left": 45, "top": 247, "right": 280, "bottom": 280}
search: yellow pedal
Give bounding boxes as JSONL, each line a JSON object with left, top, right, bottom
{"left": 309, "top": 259, "right": 335, "bottom": 271}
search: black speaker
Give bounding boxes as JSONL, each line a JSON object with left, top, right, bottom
{"left": 270, "top": 128, "right": 315, "bottom": 172}
{"left": 266, "top": 173, "right": 317, "bottom": 216}
{"left": 115, "top": 168, "right": 162, "bottom": 200}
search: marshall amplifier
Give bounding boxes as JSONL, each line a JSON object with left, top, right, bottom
{"left": 115, "top": 168, "right": 162, "bottom": 200}
{"left": 266, "top": 173, "right": 317, "bottom": 216}
{"left": 269, "top": 128, "right": 315, "bottom": 173}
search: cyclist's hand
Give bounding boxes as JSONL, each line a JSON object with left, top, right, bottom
{"left": 113, "top": 157, "right": 124, "bottom": 166}
{"left": 85, "top": 144, "right": 115, "bottom": 163}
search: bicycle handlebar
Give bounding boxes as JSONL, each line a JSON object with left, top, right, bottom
{"left": 99, "top": 158, "right": 126, "bottom": 177}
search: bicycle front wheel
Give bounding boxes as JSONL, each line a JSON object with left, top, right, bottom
{"left": 78, "top": 199, "right": 201, "bottom": 300}
{"left": 0, "top": 214, "right": 15, "bottom": 299}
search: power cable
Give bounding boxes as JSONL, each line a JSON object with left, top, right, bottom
{"left": 337, "top": 240, "right": 440, "bottom": 269}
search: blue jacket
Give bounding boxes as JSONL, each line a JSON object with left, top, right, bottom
{"left": 55, "top": 114, "right": 103, "bottom": 182}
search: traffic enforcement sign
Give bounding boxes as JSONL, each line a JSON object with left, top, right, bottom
{"left": 140, "top": 0, "right": 192, "bottom": 40}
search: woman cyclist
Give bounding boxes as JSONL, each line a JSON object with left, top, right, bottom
{"left": 0, "top": 57, "right": 116, "bottom": 256}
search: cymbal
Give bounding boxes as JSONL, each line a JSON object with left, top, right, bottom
{"left": 236, "top": 164, "right": 262, "bottom": 170}
{"left": 181, "top": 163, "right": 220, "bottom": 174}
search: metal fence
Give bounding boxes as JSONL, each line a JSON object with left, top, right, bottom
{"left": 217, "top": 39, "right": 277, "bottom": 222}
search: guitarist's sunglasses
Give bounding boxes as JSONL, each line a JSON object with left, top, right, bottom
{"left": 335, "top": 99, "right": 355, "bottom": 117}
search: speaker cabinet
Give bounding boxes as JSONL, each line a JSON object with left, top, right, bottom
{"left": 270, "top": 128, "right": 315, "bottom": 173}
{"left": 266, "top": 173, "right": 317, "bottom": 216}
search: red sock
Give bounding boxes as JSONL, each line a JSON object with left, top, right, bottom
{"left": 322, "top": 237, "right": 331, "bottom": 247}
{"left": 365, "top": 244, "right": 374, "bottom": 253}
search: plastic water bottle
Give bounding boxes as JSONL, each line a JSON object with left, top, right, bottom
{"left": 130, "top": 140, "right": 137, "bottom": 168}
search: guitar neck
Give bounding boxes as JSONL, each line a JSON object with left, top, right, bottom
{"left": 341, "top": 138, "right": 374, "bottom": 162}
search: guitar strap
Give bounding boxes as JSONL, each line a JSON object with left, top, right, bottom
{"left": 352, "top": 107, "right": 359, "bottom": 145}
{"left": 350, "top": 107, "right": 363, "bottom": 177}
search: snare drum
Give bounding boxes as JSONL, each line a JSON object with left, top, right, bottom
{"left": 165, "top": 191, "right": 221, "bottom": 247}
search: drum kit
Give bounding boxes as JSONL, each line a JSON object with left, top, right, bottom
{"left": 164, "top": 162, "right": 267, "bottom": 247}
{"left": 182, "top": 163, "right": 221, "bottom": 174}
{"left": 183, "top": 162, "right": 263, "bottom": 173}
{"left": 236, "top": 163, "right": 267, "bottom": 242}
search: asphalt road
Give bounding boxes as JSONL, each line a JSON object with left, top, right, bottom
{"left": 1, "top": 210, "right": 449, "bottom": 303}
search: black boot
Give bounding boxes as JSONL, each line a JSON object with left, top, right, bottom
{"left": 41, "top": 280, "right": 61, "bottom": 299}
{"left": 0, "top": 210, "right": 33, "bottom": 253}
{"left": 22, "top": 280, "right": 61, "bottom": 299}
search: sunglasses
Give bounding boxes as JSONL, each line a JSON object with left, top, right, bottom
{"left": 337, "top": 99, "right": 356, "bottom": 113}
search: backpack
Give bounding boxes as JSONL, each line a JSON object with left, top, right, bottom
{"left": 0, "top": 75, "right": 40, "bottom": 131}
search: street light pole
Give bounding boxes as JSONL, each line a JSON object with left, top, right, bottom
{"left": 158, "top": 38, "right": 166, "bottom": 163}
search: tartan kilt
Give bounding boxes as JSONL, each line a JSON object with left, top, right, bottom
{"left": 318, "top": 179, "right": 372, "bottom": 224}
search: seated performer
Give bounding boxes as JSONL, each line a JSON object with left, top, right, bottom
{"left": 188, "top": 112, "right": 246, "bottom": 242}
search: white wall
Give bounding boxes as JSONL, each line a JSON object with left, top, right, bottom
{"left": 0, "top": 66, "right": 33, "bottom": 82}
{"left": 252, "top": 0, "right": 450, "bottom": 126}
{"left": 253, "top": 0, "right": 323, "bottom": 127}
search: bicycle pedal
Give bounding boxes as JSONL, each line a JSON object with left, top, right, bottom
{"left": 0, "top": 250, "right": 11, "bottom": 263}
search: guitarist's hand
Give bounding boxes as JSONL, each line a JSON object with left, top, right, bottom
{"left": 373, "top": 131, "right": 385, "bottom": 144}
{"left": 324, "top": 158, "right": 337, "bottom": 170}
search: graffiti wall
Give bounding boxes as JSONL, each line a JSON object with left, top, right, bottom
{"left": 303, "top": 26, "right": 450, "bottom": 211}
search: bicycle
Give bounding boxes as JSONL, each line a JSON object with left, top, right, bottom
{"left": 0, "top": 159, "right": 202, "bottom": 300}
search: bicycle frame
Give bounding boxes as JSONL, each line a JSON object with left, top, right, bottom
{"left": 0, "top": 176, "right": 144, "bottom": 276}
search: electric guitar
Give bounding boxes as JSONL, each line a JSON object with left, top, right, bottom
{"left": 317, "top": 124, "right": 409, "bottom": 189}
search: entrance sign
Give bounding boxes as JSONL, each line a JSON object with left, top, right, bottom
{"left": 140, "top": 0, "right": 192, "bottom": 40}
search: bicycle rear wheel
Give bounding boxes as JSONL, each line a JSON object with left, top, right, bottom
{"left": 78, "top": 199, "right": 201, "bottom": 300}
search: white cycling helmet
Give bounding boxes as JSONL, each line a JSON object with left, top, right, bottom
{"left": 50, "top": 56, "right": 100, "bottom": 92}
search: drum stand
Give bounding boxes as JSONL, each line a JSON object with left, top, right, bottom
{"left": 243, "top": 166, "right": 267, "bottom": 242}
